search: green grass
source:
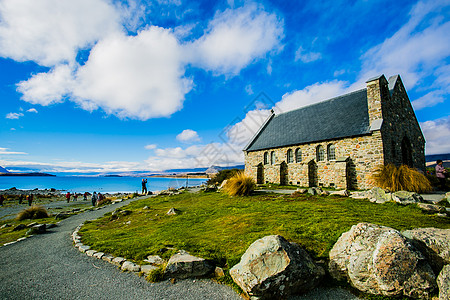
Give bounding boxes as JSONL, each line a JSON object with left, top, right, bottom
{"left": 80, "top": 191, "right": 450, "bottom": 269}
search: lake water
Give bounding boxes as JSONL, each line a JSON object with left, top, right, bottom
{"left": 0, "top": 176, "right": 207, "bottom": 193}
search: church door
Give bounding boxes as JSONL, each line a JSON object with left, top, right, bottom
{"left": 401, "top": 136, "right": 413, "bottom": 167}
{"left": 280, "top": 162, "right": 288, "bottom": 185}
{"left": 256, "top": 163, "right": 264, "bottom": 184}
{"left": 308, "top": 160, "right": 317, "bottom": 187}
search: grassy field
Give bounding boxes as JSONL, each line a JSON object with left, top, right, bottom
{"left": 80, "top": 191, "right": 450, "bottom": 271}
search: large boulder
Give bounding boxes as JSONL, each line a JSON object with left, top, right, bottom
{"left": 392, "top": 191, "right": 423, "bottom": 205}
{"left": 368, "top": 187, "right": 392, "bottom": 203}
{"left": 402, "top": 228, "right": 450, "bottom": 272}
{"left": 437, "top": 265, "right": 450, "bottom": 300}
{"left": 164, "top": 251, "right": 213, "bottom": 279}
{"left": 230, "top": 235, "right": 324, "bottom": 299}
{"left": 329, "top": 223, "right": 436, "bottom": 299}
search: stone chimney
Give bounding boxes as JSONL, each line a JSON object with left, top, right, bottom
{"left": 365, "top": 75, "right": 389, "bottom": 126}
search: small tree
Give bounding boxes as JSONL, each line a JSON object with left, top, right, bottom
{"left": 223, "top": 171, "right": 256, "bottom": 196}
{"left": 371, "top": 164, "right": 432, "bottom": 193}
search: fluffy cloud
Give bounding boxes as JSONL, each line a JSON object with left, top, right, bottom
{"left": 145, "top": 144, "right": 157, "bottom": 150}
{"left": 8, "top": 1, "right": 284, "bottom": 120}
{"left": 26, "top": 108, "right": 38, "bottom": 113}
{"left": 187, "top": 3, "right": 284, "bottom": 75}
{"left": 0, "top": 0, "right": 122, "bottom": 66}
{"left": 5, "top": 112, "right": 24, "bottom": 119}
{"left": 420, "top": 117, "right": 450, "bottom": 155}
{"left": 176, "top": 129, "right": 200, "bottom": 143}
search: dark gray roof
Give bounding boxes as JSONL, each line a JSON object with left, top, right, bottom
{"left": 244, "top": 89, "right": 371, "bottom": 152}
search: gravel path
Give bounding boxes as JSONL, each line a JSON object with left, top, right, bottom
{"left": 0, "top": 197, "right": 241, "bottom": 300}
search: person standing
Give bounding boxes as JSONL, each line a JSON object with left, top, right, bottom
{"left": 66, "top": 192, "right": 71, "bottom": 203}
{"left": 436, "top": 160, "right": 447, "bottom": 191}
{"left": 142, "top": 178, "right": 148, "bottom": 195}
{"left": 91, "top": 192, "right": 98, "bottom": 206}
{"left": 83, "top": 192, "right": 88, "bottom": 201}
{"left": 73, "top": 193, "right": 78, "bottom": 201}
{"left": 18, "top": 194, "right": 24, "bottom": 204}
{"left": 27, "top": 194, "right": 33, "bottom": 206}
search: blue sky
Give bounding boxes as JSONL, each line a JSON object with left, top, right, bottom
{"left": 0, "top": 0, "right": 449, "bottom": 174}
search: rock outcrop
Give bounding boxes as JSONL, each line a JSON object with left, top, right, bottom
{"left": 437, "top": 265, "right": 450, "bottom": 300}
{"left": 392, "top": 191, "right": 423, "bottom": 205}
{"left": 230, "top": 235, "right": 324, "bottom": 299}
{"left": 329, "top": 223, "right": 436, "bottom": 299}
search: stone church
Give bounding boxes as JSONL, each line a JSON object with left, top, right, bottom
{"left": 243, "top": 74, "right": 425, "bottom": 190}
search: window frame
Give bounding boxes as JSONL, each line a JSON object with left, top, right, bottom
{"left": 263, "top": 152, "right": 269, "bottom": 165}
{"left": 327, "top": 144, "right": 336, "bottom": 161}
{"left": 316, "top": 145, "right": 325, "bottom": 162}
{"left": 270, "top": 151, "right": 275, "bottom": 165}
{"left": 287, "top": 149, "right": 293, "bottom": 163}
{"left": 295, "top": 148, "right": 302, "bottom": 163}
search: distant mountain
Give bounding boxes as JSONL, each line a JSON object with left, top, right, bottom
{"left": 0, "top": 166, "right": 9, "bottom": 173}
{"left": 0, "top": 172, "right": 55, "bottom": 177}
{"left": 164, "top": 164, "right": 244, "bottom": 174}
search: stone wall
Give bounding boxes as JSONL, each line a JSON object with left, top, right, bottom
{"left": 244, "top": 131, "right": 384, "bottom": 190}
{"left": 379, "top": 76, "right": 425, "bottom": 172}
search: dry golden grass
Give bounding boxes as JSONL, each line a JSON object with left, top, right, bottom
{"left": 223, "top": 171, "right": 256, "bottom": 196}
{"left": 16, "top": 206, "right": 49, "bottom": 221}
{"left": 371, "top": 164, "right": 432, "bottom": 193}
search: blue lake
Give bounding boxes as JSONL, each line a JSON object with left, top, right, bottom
{"left": 0, "top": 176, "right": 207, "bottom": 193}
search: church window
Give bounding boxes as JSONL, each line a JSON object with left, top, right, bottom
{"left": 264, "top": 152, "right": 269, "bottom": 165}
{"left": 327, "top": 144, "right": 336, "bottom": 161}
{"left": 271, "top": 151, "right": 276, "bottom": 164}
{"left": 295, "top": 148, "right": 302, "bottom": 163}
{"left": 287, "top": 149, "right": 293, "bottom": 163}
{"left": 316, "top": 145, "right": 324, "bottom": 161}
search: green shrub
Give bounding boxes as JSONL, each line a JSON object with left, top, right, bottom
{"left": 207, "top": 169, "right": 240, "bottom": 185}
{"left": 16, "top": 206, "right": 49, "bottom": 221}
{"left": 371, "top": 164, "right": 432, "bottom": 193}
{"left": 223, "top": 171, "right": 256, "bottom": 196}
{"left": 146, "top": 265, "right": 165, "bottom": 282}
{"left": 97, "top": 198, "right": 112, "bottom": 206}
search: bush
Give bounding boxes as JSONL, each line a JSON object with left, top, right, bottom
{"left": 16, "top": 206, "right": 49, "bottom": 221}
{"left": 207, "top": 169, "right": 240, "bottom": 185}
{"left": 146, "top": 265, "right": 165, "bottom": 282}
{"left": 97, "top": 198, "right": 112, "bottom": 206}
{"left": 223, "top": 171, "right": 256, "bottom": 196}
{"left": 371, "top": 164, "right": 432, "bottom": 193}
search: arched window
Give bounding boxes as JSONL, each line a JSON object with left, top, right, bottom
{"left": 287, "top": 149, "right": 293, "bottom": 163}
{"left": 327, "top": 144, "right": 336, "bottom": 161}
{"left": 316, "top": 145, "right": 324, "bottom": 161}
{"left": 271, "top": 151, "right": 275, "bottom": 165}
{"left": 295, "top": 148, "right": 302, "bottom": 163}
{"left": 263, "top": 152, "right": 269, "bottom": 165}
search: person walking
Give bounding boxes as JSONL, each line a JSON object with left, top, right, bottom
{"left": 142, "top": 178, "right": 148, "bottom": 195}
{"left": 436, "top": 160, "right": 447, "bottom": 191}
{"left": 27, "top": 194, "right": 33, "bottom": 206}
{"left": 91, "top": 192, "right": 98, "bottom": 206}
{"left": 83, "top": 192, "right": 88, "bottom": 201}
{"left": 18, "top": 194, "right": 24, "bottom": 204}
{"left": 66, "top": 192, "right": 71, "bottom": 203}
{"left": 73, "top": 193, "right": 78, "bottom": 201}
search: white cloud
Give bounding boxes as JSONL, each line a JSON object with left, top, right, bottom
{"left": 0, "top": 0, "right": 122, "bottom": 66}
{"left": 420, "top": 116, "right": 450, "bottom": 155}
{"left": 187, "top": 3, "right": 284, "bottom": 75}
{"left": 145, "top": 144, "right": 157, "bottom": 150}
{"left": 411, "top": 91, "right": 445, "bottom": 110}
{"left": 0, "top": 147, "right": 27, "bottom": 155}
{"left": 5, "top": 112, "right": 24, "bottom": 119}
{"left": 294, "top": 46, "right": 322, "bottom": 63}
{"left": 245, "top": 84, "right": 254, "bottom": 95}
{"left": 26, "top": 108, "right": 38, "bottom": 113}
{"left": 356, "top": 0, "right": 450, "bottom": 101}
{"left": 176, "top": 129, "right": 201, "bottom": 143}
{"left": 17, "top": 64, "right": 74, "bottom": 106}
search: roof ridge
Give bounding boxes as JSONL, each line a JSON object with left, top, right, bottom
{"left": 275, "top": 88, "right": 367, "bottom": 117}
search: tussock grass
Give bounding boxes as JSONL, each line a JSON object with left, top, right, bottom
{"left": 371, "top": 164, "right": 432, "bottom": 193}
{"left": 16, "top": 206, "right": 49, "bottom": 221}
{"left": 223, "top": 172, "right": 256, "bottom": 196}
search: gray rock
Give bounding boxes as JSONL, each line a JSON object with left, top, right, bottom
{"left": 141, "top": 264, "right": 159, "bottom": 275}
{"left": 214, "top": 267, "right": 225, "bottom": 278}
{"left": 329, "top": 223, "right": 436, "bottom": 299}
{"left": 402, "top": 228, "right": 450, "bottom": 271}
{"left": 368, "top": 187, "right": 392, "bottom": 203}
{"left": 112, "top": 257, "right": 125, "bottom": 267}
{"left": 121, "top": 261, "right": 140, "bottom": 272}
{"left": 330, "top": 190, "right": 349, "bottom": 197}
{"left": 85, "top": 250, "right": 97, "bottom": 257}
{"left": 349, "top": 191, "right": 368, "bottom": 199}
{"left": 142, "top": 206, "right": 150, "bottom": 210}
{"left": 446, "top": 192, "right": 450, "bottom": 204}
{"left": 93, "top": 252, "right": 104, "bottom": 259}
{"left": 46, "top": 223, "right": 57, "bottom": 229}
{"left": 218, "top": 180, "right": 228, "bottom": 190}
{"left": 144, "top": 255, "right": 164, "bottom": 266}
{"left": 417, "top": 203, "right": 446, "bottom": 213}
{"left": 164, "top": 251, "right": 214, "bottom": 280}
{"left": 437, "top": 265, "right": 450, "bottom": 300}
{"left": 102, "top": 255, "right": 115, "bottom": 263}
{"left": 295, "top": 188, "right": 307, "bottom": 194}
{"left": 308, "top": 187, "right": 323, "bottom": 195}
{"left": 166, "top": 208, "right": 179, "bottom": 216}
{"left": 230, "top": 235, "right": 324, "bottom": 300}
{"left": 0, "top": 224, "right": 11, "bottom": 229}
{"left": 26, "top": 224, "right": 46, "bottom": 235}
{"left": 392, "top": 191, "right": 423, "bottom": 205}
{"left": 27, "top": 222, "right": 38, "bottom": 228}
{"left": 78, "top": 245, "right": 90, "bottom": 253}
